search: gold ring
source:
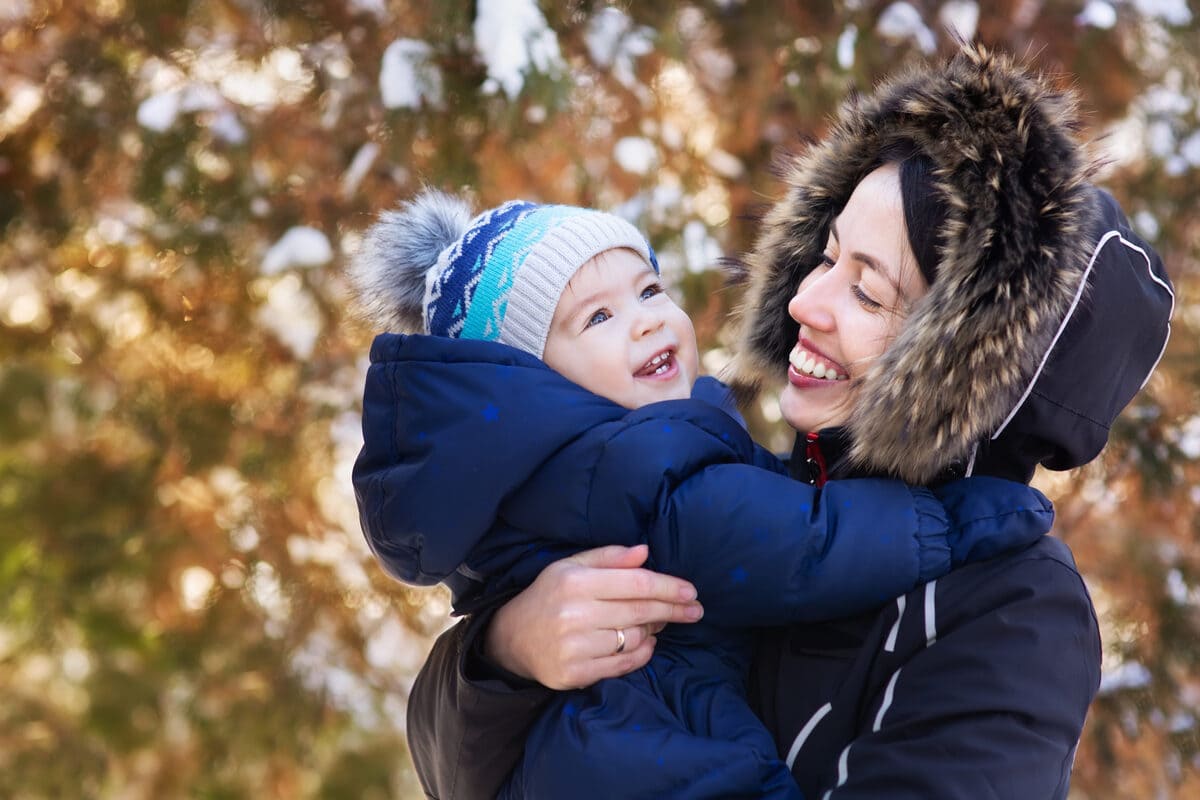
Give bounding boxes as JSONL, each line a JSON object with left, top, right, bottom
{"left": 613, "top": 628, "right": 627, "bottom": 655}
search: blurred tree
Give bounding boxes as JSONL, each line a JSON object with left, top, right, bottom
{"left": 0, "top": 1, "right": 1197, "bottom": 798}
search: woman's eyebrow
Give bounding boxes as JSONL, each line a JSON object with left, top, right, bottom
{"left": 830, "top": 220, "right": 908, "bottom": 302}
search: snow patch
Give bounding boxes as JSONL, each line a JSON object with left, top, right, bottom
{"left": 349, "top": 0, "right": 386, "bottom": 17}
{"left": 877, "top": 2, "right": 937, "bottom": 54}
{"left": 262, "top": 226, "right": 334, "bottom": 274}
{"left": 585, "top": 7, "right": 655, "bottom": 87}
{"left": 380, "top": 39, "right": 444, "bottom": 109}
{"left": 474, "top": 0, "right": 565, "bottom": 99}
{"left": 341, "top": 142, "right": 381, "bottom": 197}
{"left": 1176, "top": 414, "right": 1200, "bottom": 459}
{"left": 1132, "top": 0, "right": 1192, "bottom": 26}
{"left": 209, "top": 108, "right": 247, "bottom": 144}
{"left": 837, "top": 25, "right": 858, "bottom": 70}
{"left": 1180, "top": 130, "right": 1200, "bottom": 165}
{"left": 1077, "top": 0, "right": 1117, "bottom": 28}
{"left": 1098, "top": 660, "right": 1152, "bottom": 694}
{"left": 938, "top": 1, "right": 979, "bottom": 40}
{"left": 137, "top": 91, "right": 181, "bottom": 132}
{"left": 256, "top": 273, "right": 323, "bottom": 359}
{"left": 614, "top": 136, "right": 658, "bottom": 175}
{"left": 682, "top": 220, "right": 722, "bottom": 273}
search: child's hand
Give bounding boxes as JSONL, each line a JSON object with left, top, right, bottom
{"left": 484, "top": 545, "right": 704, "bottom": 690}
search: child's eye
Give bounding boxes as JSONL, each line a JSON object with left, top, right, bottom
{"left": 585, "top": 309, "right": 611, "bottom": 328}
{"left": 851, "top": 283, "right": 882, "bottom": 310}
{"left": 820, "top": 253, "right": 836, "bottom": 267}
{"left": 640, "top": 282, "right": 663, "bottom": 300}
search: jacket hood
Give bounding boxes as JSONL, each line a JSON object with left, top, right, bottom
{"left": 353, "top": 334, "right": 627, "bottom": 588}
{"left": 732, "top": 44, "right": 1170, "bottom": 483}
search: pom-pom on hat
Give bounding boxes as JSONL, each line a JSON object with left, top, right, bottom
{"left": 350, "top": 190, "right": 658, "bottom": 358}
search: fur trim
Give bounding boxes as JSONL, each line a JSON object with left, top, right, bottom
{"left": 731, "top": 44, "right": 1097, "bottom": 484}
{"left": 349, "top": 189, "right": 473, "bottom": 332}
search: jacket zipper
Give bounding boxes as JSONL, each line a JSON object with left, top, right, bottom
{"left": 805, "top": 431, "right": 828, "bottom": 487}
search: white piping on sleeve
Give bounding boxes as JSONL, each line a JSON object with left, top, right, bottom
{"left": 822, "top": 745, "right": 853, "bottom": 799}
{"left": 991, "top": 230, "right": 1108, "bottom": 440}
{"left": 873, "top": 668, "right": 902, "bottom": 732}
{"left": 786, "top": 702, "right": 833, "bottom": 769}
{"left": 884, "top": 595, "right": 905, "bottom": 653}
{"left": 924, "top": 580, "right": 938, "bottom": 646}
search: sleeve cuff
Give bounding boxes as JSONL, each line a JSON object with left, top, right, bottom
{"left": 911, "top": 486, "right": 952, "bottom": 584}
{"left": 459, "top": 605, "right": 548, "bottom": 693}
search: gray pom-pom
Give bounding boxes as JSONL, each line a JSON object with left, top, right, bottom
{"left": 349, "top": 189, "right": 473, "bottom": 331}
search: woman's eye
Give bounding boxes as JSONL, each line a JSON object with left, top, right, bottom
{"left": 819, "top": 253, "right": 836, "bottom": 268}
{"left": 851, "top": 283, "right": 883, "bottom": 310}
{"left": 640, "top": 282, "right": 662, "bottom": 300}
{"left": 585, "top": 309, "right": 611, "bottom": 328}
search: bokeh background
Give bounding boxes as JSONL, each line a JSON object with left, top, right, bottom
{"left": 2, "top": 1, "right": 1199, "bottom": 797}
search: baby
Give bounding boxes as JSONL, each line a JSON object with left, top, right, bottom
{"left": 349, "top": 190, "right": 1051, "bottom": 799}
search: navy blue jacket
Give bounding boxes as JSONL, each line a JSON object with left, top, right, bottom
{"left": 354, "top": 334, "right": 1053, "bottom": 799}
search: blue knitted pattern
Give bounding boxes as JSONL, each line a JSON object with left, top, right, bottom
{"left": 425, "top": 200, "right": 533, "bottom": 340}
{"left": 426, "top": 202, "right": 582, "bottom": 341}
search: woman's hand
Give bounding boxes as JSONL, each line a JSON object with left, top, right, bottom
{"left": 483, "top": 544, "right": 704, "bottom": 690}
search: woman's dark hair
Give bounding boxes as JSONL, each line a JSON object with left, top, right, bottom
{"left": 868, "top": 139, "right": 949, "bottom": 288}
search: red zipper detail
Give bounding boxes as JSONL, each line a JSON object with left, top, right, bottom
{"left": 805, "top": 431, "right": 828, "bottom": 487}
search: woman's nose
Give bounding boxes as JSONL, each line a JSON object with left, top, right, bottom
{"left": 788, "top": 270, "right": 836, "bottom": 331}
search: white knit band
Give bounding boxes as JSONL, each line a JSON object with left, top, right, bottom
{"left": 499, "top": 211, "right": 654, "bottom": 357}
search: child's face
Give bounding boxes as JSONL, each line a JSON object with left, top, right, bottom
{"left": 543, "top": 248, "right": 699, "bottom": 410}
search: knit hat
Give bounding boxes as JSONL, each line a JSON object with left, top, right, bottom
{"left": 350, "top": 190, "right": 658, "bottom": 358}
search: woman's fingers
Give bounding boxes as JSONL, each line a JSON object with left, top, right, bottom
{"left": 600, "top": 598, "right": 703, "bottom": 630}
{"left": 562, "top": 635, "right": 658, "bottom": 689}
{"left": 560, "top": 545, "right": 698, "bottom": 603}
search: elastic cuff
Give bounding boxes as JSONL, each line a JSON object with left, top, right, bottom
{"left": 460, "top": 606, "right": 545, "bottom": 692}
{"left": 911, "top": 486, "right": 952, "bottom": 584}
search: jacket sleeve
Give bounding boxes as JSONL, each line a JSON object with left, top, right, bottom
{"left": 823, "top": 555, "right": 1101, "bottom": 799}
{"left": 573, "top": 413, "right": 1054, "bottom": 626}
{"left": 407, "top": 610, "right": 553, "bottom": 800}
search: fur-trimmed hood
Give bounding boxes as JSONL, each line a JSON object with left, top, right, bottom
{"left": 733, "top": 44, "right": 1170, "bottom": 484}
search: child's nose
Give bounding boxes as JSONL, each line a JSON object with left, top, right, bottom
{"left": 633, "top": 308, "right": 666, "bottom": 338}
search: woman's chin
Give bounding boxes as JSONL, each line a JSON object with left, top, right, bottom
{"left": 779, "top": 383, "right": 849, "bottom": 433}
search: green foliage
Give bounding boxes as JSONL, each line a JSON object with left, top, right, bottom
{"left": 1, "top": 1, "right": 1198, "bottom": 797}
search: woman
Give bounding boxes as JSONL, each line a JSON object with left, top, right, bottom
{"left": 405, "top": 45, "right": 1174, "bottom": 798}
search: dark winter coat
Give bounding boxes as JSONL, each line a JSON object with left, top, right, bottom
{"left": 400, "top": 47, "right": 1174, "bottom": 799}
{"left": 354, "top": 334, "right": 1053, "bottom": 799}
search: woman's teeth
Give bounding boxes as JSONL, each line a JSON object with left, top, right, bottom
{"left": 789, "top": 346, "right": 846, "bottom": 381}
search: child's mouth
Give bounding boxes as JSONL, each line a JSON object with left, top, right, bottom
{"left": 635, "top": 349, "right": 677, "bottom": 379}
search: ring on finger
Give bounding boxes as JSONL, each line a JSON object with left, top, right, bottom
{"left": 613, "top": 627, "right": 626, "bottom": 655}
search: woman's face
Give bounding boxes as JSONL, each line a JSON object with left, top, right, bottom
{"left": 779, "top": 164, "right": 931, "bottom": 433}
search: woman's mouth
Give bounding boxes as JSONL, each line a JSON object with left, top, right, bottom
{"left": 788, "top": 344, "right": 848, "bottom": 382}
{"left": 635, "top": 349, "right": 678, "bottom": 379}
